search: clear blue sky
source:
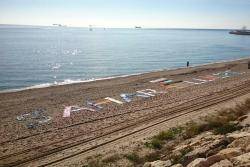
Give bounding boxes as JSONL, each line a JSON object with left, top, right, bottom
{"left": 0, "top": 0, "right": 250, "bottom": 29}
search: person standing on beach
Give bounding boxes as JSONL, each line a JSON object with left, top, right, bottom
{"left": 187, "top": 61, "right": 189, "bottom": 67}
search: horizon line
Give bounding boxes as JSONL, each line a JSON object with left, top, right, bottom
{"left": 0, "top": 23, "right": 237, "bottom": 30}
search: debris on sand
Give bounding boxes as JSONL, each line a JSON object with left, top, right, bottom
{"left": 16, "top": 108, "right": 52, "bottom": 129}
{"left": 120, "top": 93, "right": 137, "bottom": 102}
{"left": 150, "top": 78, "right": 167, "bottom": 83}
{"left": 105, "top": 97, "right": 123, "bottom": 104}
{"left": 160, "top": 80, "right": 183, "bottom": 86}
{"left": 63, "top": 106, "right": 71, "bottom": 117}
{"left": 87, "top": 101, "right": 103, "bottom": 110}
{"left": 63, "top": 105, "right": 96, "bottom": 117}
{"left": 120, "top": 89, "right": 166, "bottom": 103}
{"left": 136, "top": 89, "right": 156, "bottom": 97}
{"left": 213, "top": 70, "right": 242, "bottom": 78}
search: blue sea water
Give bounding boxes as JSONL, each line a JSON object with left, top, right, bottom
{"left": 0, "top": 25, "right": 250, "bottom": 91}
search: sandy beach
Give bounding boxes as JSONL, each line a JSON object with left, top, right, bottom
{"left": 1, "top": 57, "right": 250, "bottom": 166}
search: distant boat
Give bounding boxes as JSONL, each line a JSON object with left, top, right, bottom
{"left": 135, "top": 26, "right": 142, "bottom": 29}
{"left": 89, "top": 25, "right": 93, "bottom": 31}
{"left": 53, "top": 24, "right": 62, "bottom": 26}
{"left": 52, "top": 24, "right": 67, "bottom": 27}
{"left": 229, "top": 26, "right": 250, "bottom": 35}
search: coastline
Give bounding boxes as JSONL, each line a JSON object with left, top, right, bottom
{"left": 1, "top": 56, "right": 250, "bottom": 166}
{"left": 1, "top": 56, "right": 250, "bottom": 94}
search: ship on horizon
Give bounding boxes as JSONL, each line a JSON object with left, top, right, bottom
{"left": 229, "top": 26, "right": 250, "bottom": 35}
{"left": 52, "top": 24, "right": 67, "bottom": 27}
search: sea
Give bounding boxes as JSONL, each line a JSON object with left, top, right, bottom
{"left": 1, "top": 25, "right": 250, "bottom": 91}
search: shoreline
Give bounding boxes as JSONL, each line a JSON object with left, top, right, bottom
{"left": 1, "top": 56, "right": 250, "bottom": 166}
{"left": 1, "top": 56, "right": 249, "bottom": 94}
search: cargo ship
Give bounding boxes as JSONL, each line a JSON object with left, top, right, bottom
{"left": 229, "top": 26, "right": 250, "bottom": 35}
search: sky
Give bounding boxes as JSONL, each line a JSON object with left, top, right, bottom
{"left": 0, "top": 0, "right": 250, "bottom": 29}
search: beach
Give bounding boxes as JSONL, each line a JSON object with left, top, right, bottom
{"left": 1, "top": 0, "right": 250, "bottom": 166}
{"left": 1, "top": 57, "right": 250, "bottom": 166}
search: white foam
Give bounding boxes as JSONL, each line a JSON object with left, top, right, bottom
{"left": 1, "top": 57, "right": 249, "bottom": 93}
{"left": 0, "top": 73, "right": 146, "bottom": 93}
{"left": 0, "top": 83, "right": 53, "bottom": 93}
